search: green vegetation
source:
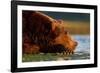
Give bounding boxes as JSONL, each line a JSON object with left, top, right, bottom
{"left": 22, "top": 53, "right": 71, "bottom": 62}
{"left": 22, "top": 52, "right": 89, "bottom": 62}
{"left": 63, "top": 21, "right": 90, "bottom": 35}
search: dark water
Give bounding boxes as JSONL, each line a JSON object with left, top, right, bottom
{"left": 68, "top": 35, "right": 90, "bottom": 60}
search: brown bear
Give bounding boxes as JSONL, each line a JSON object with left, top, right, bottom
{"left": 22, "top": 11, "right": 77, "bottom": 55}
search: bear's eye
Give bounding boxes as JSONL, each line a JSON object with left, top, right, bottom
{"left": 64, "top": 31, "right": 69, "bottom": 34}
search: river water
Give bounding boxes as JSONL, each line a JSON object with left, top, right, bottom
{"left": 68, "top": 35, "right": 90, "bottom": 60}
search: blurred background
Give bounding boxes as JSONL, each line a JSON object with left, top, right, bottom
{"left": 42, "top": 11, "right": 90, "bottom": 35}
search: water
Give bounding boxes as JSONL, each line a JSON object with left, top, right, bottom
{"left": 69, "top": 35, "right": 90, "bottom": 60}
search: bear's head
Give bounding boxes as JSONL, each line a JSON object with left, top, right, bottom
{"left": 53, "top": 29, "right": 78, "bottom": 54}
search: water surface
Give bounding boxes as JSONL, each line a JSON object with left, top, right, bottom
{"left": 69, "top": 35, "right": 90, "bottom": 60}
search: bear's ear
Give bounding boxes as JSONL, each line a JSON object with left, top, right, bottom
{"left": 57, "top": 19, "right": 63, "bottom": 24}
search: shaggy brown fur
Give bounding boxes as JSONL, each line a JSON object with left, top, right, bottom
{"left": 22, "top": 11, "right": 77, "bottom": 55}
